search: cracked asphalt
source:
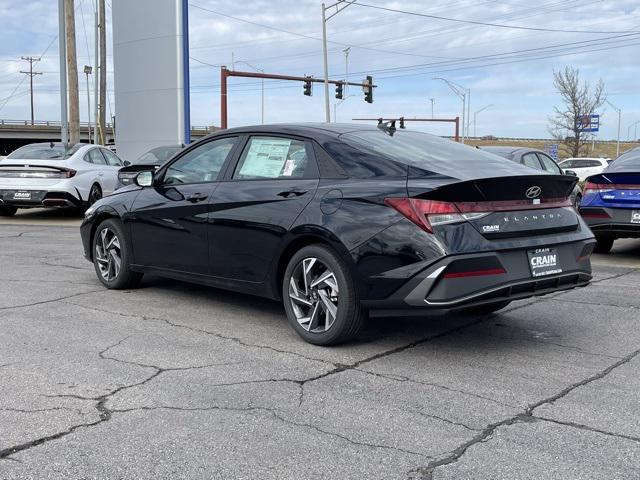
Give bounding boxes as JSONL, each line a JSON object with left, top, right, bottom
{"left": 1, "top": 221, "right": 639, "bottom": 479}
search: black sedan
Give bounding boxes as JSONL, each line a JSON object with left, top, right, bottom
{"left": 81, "top": 124, "right": 595, "bottom": 345}
{"left": 478, "top": 146, "right": 583, "bottom": 207}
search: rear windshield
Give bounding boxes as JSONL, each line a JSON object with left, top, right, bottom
{"left": 7, "top": 144, "right": 82, "bottom": 160}
{"left": 341, "top": 130, "right": 510, "bottom": 165}
{"left": 606, "top": 156, "right": 640, "bottom": 172}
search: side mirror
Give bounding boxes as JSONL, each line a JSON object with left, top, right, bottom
{"left": 135, "top": 170, "right": 153, "bottom": 187}
{"left": 564, "top": 169, "right": 577, "bottom": 177}
{"left": 123, "top": 160, "right": 131, "bottom": 167}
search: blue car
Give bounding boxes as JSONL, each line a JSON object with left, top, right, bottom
{"left": 579, "top": 147, "right": 640, "bottom": 253}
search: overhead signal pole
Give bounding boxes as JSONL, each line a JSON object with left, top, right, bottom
{"left": 219, "top": 67, "right": 376, "bottom": 129}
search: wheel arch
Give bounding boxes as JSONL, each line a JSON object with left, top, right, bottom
{"left": 86, "top": 206, "right": 121, "bottom": 261}
{"left": 271, "top": 227, "right": 356, "bottom": 301}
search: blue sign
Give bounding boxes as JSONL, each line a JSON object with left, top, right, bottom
{"left": 546, "top": 143, "right": 559, "bottom": 161}
{"left": 578, "top": 114, "right": 600, "bottom": 133}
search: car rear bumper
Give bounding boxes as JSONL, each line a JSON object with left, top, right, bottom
{"left": 362, "top": 238, "right": 594, "bottom": 315}
{"left": 580, "top": 206, "right": 640, "bottom": 238}
{"left": 0, "top": 188, "right": 82, "bottom": 208}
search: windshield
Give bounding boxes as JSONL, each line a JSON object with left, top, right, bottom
{"left": 7, "top": 144, "right": 82, "bottom": 160}
{"left": 135, "top": 146, "right": 181, "bottom": 165}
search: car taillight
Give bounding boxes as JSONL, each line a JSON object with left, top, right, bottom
{"left": 384, "top": 198, "right": 465, "bottom": 233}
{"left": 583, "top": 181, "right": 611, "bottom": 195}
{"left": 62, "top": 169, "right": 76, "bottom": 178}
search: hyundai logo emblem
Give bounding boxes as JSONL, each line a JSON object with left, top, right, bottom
{"left": 525, "top": 186, "right": 542, "bottom": 199}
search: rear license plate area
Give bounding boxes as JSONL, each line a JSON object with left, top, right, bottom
{"left": 527, "top": 247, "right": 562, "bottom": 278}
{"left": 631, "top": 210, "right": 640, "bottom": 224}
{"left": 12, "top": 191, "right": 32, "bottom": 201}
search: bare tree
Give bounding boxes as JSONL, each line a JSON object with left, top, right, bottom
{"left": 548, "top": 66, "right": 604, "bottom": 158}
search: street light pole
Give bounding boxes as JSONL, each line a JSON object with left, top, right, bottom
{"left": 321, "top": 3, "right": 330, "bottom": 123}
{"left": 234, "top": 60, "right": 265, "bottom": 124}
{"left": 628, "top": 121, "right": 640, "bottom": 142}
{"left": 473, "top": 104, "right": 493, "bottom": 138}
{"left": 433, "top": 77, "right": 468, "bottom": 144}
{"left": 606, "top": 99, "right": 621, "bottom": 157}
{"left": 84, "top": 65, "right": 92, "bottom": 143}
{"left": 321, "top": 1, "right": 356, "bottom": 123}
{"left": 430, "top": 98, "right": 434, "bottom": 119}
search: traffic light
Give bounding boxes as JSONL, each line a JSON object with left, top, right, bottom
{"left": 303, "top": 76, "right": 312, "bottom": 96}
{"left": 335, "top": 82, "right": 343, "bottom": 99}
{"left": 363, "top": 75, "right": 373, "bottom": 103}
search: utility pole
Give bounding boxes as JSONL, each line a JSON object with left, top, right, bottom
{"left": 98, "top": 0, "right": 106, "bottom": 144}
{"left": 333, "top": 47, "right": 351, "bottom": 122}
{"left": 20, "top": 56, "right": 43, "bottom": 125}
{"left": 321, "top": 1, "right": 356, "bottom": 123}
{"left": 65, "top": 0, "right": 80, "bottom": 145}
{"left": 58, "top": 0, "right": 68, "bottom": 146}
{"left": 605, "top": 99, "right": 621, "bottom": 157}
{"left": 84, "top": 65, "right": 92, "bottom": 143}
{"left": 430, "top": 98, "right": 434, "bottom": 119}
{"left": 473, "top": 104, "right": 493, "bottom": 138}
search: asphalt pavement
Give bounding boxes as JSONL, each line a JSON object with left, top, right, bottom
{"left": 0, "top": 215, "right": 639, "bottom": 479}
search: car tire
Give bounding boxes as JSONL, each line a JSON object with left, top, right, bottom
{"left": 0, "top": 206, "right": 18, "bottom": 217}
{"left": 92, "top": 218, "right": 143, "bottom": 289}
{"left": 461, "top": 300, "right": 511, "bottom": 315}
{"left": 282, "top": 244, "right": 366, "bottom": 346}
{"left": 88, "top": 184, "right": 102, "bottom": 206}
{"left": 594, "top": 236, "right": 614, "bottom": 254}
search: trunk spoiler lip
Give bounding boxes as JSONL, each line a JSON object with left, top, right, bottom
{"left": 407, "top": 173, "right": 577, "bottom": 202}
{"left": 0, "top": 164, "right": 73, "bottom": 172}
{"left": 586, "top": 172, "right": 640, "bottom": 185}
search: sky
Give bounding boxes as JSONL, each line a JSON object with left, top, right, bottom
{"left": 0, "top": 0, "right": 639, "bottom": 139}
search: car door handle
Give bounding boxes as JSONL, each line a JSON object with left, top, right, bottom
{"left": 277, "top": 190, "right": 308, "bottom": 198}
{"left": 186, "top": 193, "right": 208, "bottom": 202}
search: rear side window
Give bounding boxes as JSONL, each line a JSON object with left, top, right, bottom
{"left": 584, "top": 160, "right": 602, "bottom": 167}
{"left": 233, "top": 137, "right": 312, "bottom": 180}
{"left": 85, "top": 149, "right": 106, "bottom": 165}
{"left": 521, "top": 153, "right": 541, "bottom": 170}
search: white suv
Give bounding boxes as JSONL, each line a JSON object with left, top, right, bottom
{"left": 558, "top": 157, "right": 610, "bottom": 181}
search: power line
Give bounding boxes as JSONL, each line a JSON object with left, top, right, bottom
{"left": 351, "top": 2, "right": 636, "bottom": 34}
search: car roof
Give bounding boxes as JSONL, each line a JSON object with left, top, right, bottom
{"left": 209, "top": 122, "right": 378, "bottom": 138}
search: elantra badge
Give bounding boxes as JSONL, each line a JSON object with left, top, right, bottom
{"left": 525, "top": 186, "right": 542, "bottom": 199}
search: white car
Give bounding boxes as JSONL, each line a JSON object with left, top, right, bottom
{"left": 0, "top": 142, "right": 124, "bottom": 217}
{"left": 558, "top": 157, "right": 610, "bottom": 181}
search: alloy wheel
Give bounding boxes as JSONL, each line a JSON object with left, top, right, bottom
{"left": 288, "top": 257, "right": 339, "bottom": 333}
{"left": 95, "top": 227, "right": 122, "bottom": 282}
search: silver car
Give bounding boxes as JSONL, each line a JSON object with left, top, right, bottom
{"left": 0, "top": 143, "right": 124, "bottom": 216}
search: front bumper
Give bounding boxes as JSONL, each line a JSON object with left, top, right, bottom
{"left": 0, "top": 188, "right": 82, "bottom": 208}
{"left": 363, "top": 238, "right": 594, "bottom": 315}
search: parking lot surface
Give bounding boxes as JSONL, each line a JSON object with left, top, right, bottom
{"left": 1, "top": 221, "right": 639, "bottom": 479}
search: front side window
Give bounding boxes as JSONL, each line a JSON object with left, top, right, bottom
{"left": 234, "top": 137, "right": 310, "bottom": 180}
{"left": 521, "top": 153, "right": 541, "bottom": 170}
{"left": 537, "top": 154, "right": 561, "bottom": 174}
{"left": 102, "top": 149, "right": 123, "bottom": 166}
{"left": 164, "top": 137, "right": 237, "bottom": 185}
